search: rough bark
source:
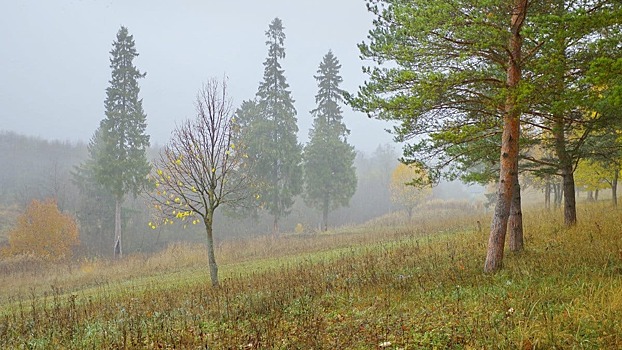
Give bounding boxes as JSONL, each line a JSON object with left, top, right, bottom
{"left": 564, "top": 173, "right": 577, "bottom": 224}
{"left": 484, "top": 0, "right": 527, "bottom": 273}
{"left": 561, "top": 169, "right": 577, "bottom": 226}
{"left": 205, "top": 211, "right": 219, "bottom": 287}
{"left": 508, "top": 174, "right": 524, "bottom": 252}
{"left": 553, "top": 112, "right": 577, "bottom": 225}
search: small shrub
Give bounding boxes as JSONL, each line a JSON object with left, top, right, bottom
{"left": 5, "top": 199, "right": 79, "bottom": 262}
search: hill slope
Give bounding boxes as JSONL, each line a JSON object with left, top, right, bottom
{"left": 1, "top": 203, "right": 621, "bottom": 349}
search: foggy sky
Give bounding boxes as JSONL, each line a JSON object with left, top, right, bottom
{"left": 0, "top": 0, "right": 396, "bottom": 153}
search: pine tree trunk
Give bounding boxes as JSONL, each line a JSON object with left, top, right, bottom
{"left": 612, "top": 169, "right": 618, "bottom": 207}
{"left": 553, "top": 114, "right": 577, "bottom": 225}
{"left": 204, "top": 211, "right": 219, "bottom": 287}
{"left": 508, "top": 174, "right": 523, "bottom": 252}
{"left": 561, "top": 167, "right": 577, "bottom": 226}
{"left": 114, "top": 197, "right": 122, "bottom": 259}
{"left": 484, "top": 0, "right": 526, "bottom": 273}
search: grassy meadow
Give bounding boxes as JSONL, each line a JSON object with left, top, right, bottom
{"left": 1, "top": 202, "right": 622, "bottom": 349}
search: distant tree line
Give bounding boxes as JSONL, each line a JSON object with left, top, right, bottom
{"left": 0, "top": 131, "right": 397, "bottom": 259}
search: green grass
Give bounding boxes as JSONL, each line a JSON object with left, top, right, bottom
{"left": 1, "top": 203, "right": 622, "bottom": 349}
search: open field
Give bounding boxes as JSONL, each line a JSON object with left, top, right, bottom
{"left": 1, "top": 203, "right": 622, "bottom": 349}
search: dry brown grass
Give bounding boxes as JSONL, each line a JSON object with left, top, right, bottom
{"left": 0, "top": 203, "right": 483, "bottom": 306}
{"left": 3, "top": 201, "right": 621, "bottom": 348}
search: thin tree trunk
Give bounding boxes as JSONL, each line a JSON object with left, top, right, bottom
{"left": 561, "top": 167, "right": 577, "bottom": 226}
{"left": 555, "top": 182, "right": 563, "bottom": 208}
{"left": 613, "top": 169, "right": 619, "bottom": 207}
{"left": 322, "top": 198, "right": 329, "bottom": 232}
{"left": 594, "top": 189, "right": 599, "bottom": 201}
{"left": 508, "top": 174, "right": 523, "bottom": 252}
{"left": 204, "top": 211, "right": 219, "bottom": 287}
{"left": 558, "top": 87, "right": 575, "bottom": 224}
{"left": 484, "top": 0, "right": 527, "bottom": 273}
{"left": 587, "top": 191, "right": 594, "bottom": 202}
{"left": 114, "top": 197, "right": 122, "bottom": 259}
{"left": 545, "top": 179, "right": 551, "bottom": 210}
{"left": 273, "top": 215, "right": 280, "bottom": 234}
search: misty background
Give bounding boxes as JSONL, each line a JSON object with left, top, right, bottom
{"left": 0, "top": 0, "right": 484, "bottom": 256}
{"left": 1, "top": 0, "right": 394, "bottom": 152}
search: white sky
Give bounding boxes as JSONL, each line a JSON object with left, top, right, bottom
{"left": 0, "top": 0, "right": 396, "bottom": 153}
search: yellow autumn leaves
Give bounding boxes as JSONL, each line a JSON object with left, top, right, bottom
{"left": 3, "top": 199, "right": 80, "bottom": 262}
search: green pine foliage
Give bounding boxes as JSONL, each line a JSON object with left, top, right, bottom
{"left": 347, "top": 0, "right": 621, "bottom": 228}
{"left": 238, "top": 18, "right": 303, "bottom": 231}
{"left": 346, "top": 0, "right": 520, "bottom": 182}
{"left": 303, "top": 51, "right": 357, "bottom": 230}
{"left": 94, "top": 26, "right": 151, "bottom": 200}
{"left": 83, "top": 26, "right": 151, "bottom": 256}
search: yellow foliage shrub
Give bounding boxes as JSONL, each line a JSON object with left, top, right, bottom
{"left": 6, "top": 199, "right": 80, "bottom": 262}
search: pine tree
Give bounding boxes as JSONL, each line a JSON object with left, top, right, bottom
{"left": 92, "top": 26, "right": 151, "bottom": 257}
{"left": 348, "top": 0, "right": 530, "bottom": 272}
{"left": 303, "top": 51, "right": 356, "bottom": 231}
{"left": 243, "top": 18, "right": 302, "bottom": 232}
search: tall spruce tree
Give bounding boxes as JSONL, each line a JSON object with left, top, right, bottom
{"left": 303, "top": 51, "right": 357, "bottom": 231}
{"left": 243, "top": 18, "right": 302, "bottom": 232}
{"left": 92, "top": 26, "right": 151, "bottom": 257}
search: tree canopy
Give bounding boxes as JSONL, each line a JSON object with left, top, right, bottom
{"left": 149, "top": 78, "right": 252, "bottom": 286}
{"left": 303, "top": 51, "right": 357, "bottom": 230}
{"left": 4, "top": 199, "right": 79, "bottom": 262}
{"left": 89, "top": 26, "right": 151, "bottom": 257}
{"left": 237, "top": 18, "right": 303, "bottom": 232}
{"left": 389, "top": 163, "right": 432, "bottom": 221}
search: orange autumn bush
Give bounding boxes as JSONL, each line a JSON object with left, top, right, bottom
{"left": 5, "top": 199, "right": 79, "bottom": 262}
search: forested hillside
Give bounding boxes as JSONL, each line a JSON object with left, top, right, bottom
{"left": 0, "top": 131, "right": 408, "bottom": 257}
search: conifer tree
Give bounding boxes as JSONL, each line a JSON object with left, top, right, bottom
{"left": 303, "top": 51, "right": 356, "bottom": 231}
{"left": 92, "top": 26, "right": 151, "bottom": 257}
{"left": 72, "top": 128, "right": 116, "bottom": 256}
{"left": 242, "top": 18, "right": 302, "bottom": 232}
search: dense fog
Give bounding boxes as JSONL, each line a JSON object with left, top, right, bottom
{"left": 0, "top": 1, "right": 486, "bottom": 258}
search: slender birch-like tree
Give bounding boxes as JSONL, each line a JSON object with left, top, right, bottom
{"left": 149, "top": 78, "right": 252, "bottom": 287}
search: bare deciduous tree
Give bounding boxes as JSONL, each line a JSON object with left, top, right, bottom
{"left": 149, "top": 77, "right": 251, "bottom": 287}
